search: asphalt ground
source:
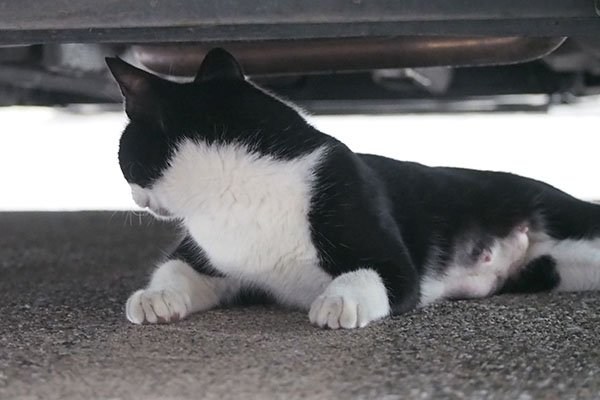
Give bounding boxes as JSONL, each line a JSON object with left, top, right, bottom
{"left": 1, "top": 212, "right": 599, "bottom": 399}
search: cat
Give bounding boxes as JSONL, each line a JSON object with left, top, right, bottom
{"left": 106, "top": 48, "right": 600, "bottom": 329}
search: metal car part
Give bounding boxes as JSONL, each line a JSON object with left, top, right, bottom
{"left": 133, "top": 37, "right": 566, "bottom": 76}
{"left": 0, "top": 0, "right": 598, "bottom": 44}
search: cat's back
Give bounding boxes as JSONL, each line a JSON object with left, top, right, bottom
{"left": 354, "top": 152, "right": 547, "bottom": 235}
{"left": 357, "top": 152, "right": 542, "bottom": 199}
{"left": 356, "top": 153, "right": 476, "bottom": 198}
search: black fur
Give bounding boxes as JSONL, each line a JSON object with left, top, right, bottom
{"left": 500, "top": 256, "right": 561, "bottom": 293}
{"left": 108, "top": 56, "right": 321, "bottom": 187}
{"left": 170, "top": 236, "right": 274, "bottom": 305}
{"left": 308, "top": 148, "right": 600, "bottom": 311}
{"left": 170, "top": 235, "right": 224, "bottom": 278}
{"left": 107, "top": 49, "right": 600, "bottom": 316}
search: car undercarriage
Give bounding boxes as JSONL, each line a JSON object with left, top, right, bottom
{"left": 1, "top": 0, "right": 599, "bottom": 113}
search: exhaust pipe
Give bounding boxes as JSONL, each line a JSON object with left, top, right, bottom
{"left": 133, "top": 36, "right": 566, "bottom": 76}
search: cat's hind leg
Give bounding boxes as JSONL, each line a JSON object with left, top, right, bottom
{"left": 513, "top": 233, "right": 600, "bottom": 292}
{"left": 521, "top": 191, "right": 600, "bottom": 292}
{"left": 126, "top": 259, "right": 240, "bottom": 324}
{"left": 422, "top": 224, "right": 530, "bottom": 303}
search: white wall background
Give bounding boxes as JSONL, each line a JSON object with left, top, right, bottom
{"left": 0, "top": 100, "right": 599, "bottom": 211}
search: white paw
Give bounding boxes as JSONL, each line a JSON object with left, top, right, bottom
{"left": 125, "top": 288, "right": 189, "bottom": 324}
{"left": 308, "top": 269, "right": 390, "bottom": 329}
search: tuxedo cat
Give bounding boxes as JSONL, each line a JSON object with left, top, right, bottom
{"left": 106, "top": 49, "right": 600, "bottom": 329}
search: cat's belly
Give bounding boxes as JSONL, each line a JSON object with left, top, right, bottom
{"left": 419, "top": 225, "right": 530, "bottom": 306}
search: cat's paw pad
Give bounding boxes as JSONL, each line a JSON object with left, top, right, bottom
{"left": 125, "top": 288, "right": 189, "bottom": 324}
{"left": 308, "top": 269, "right": 390, "bottom": 329}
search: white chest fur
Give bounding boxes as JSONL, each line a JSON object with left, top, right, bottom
{"left": 154, "top": 139, "right": 332, "bottom": 307}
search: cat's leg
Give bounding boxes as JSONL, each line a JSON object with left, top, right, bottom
{"left": 522, "top": 193, "right": 600, "bottom": 292}
{"left": 309, "top": 269, "right": 390, "bottom": 329}
{"left": 495, "top": 224, "right": 530, "bottom": 275}
{"left": 508, "top": 233, "right": 600, "bottom": 292}
{"left": 126, "top": 236, "right": 240, "bottom": 324}
{"left": 499, "top": 255, "right": 560, "bottom": 294}
{"left": 126, "top": 260, "right": 240, "bottom": 324}
{"left": 498, "top": 196, "right": 600, "bottom": 293}
{"left": 423, "top": 224, "right": 530, "bottom": 302}
{"left": 309, "top": 258, "right": 420, "bottom": 329}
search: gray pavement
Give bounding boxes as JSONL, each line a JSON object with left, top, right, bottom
{"left": 1, "top": 212, "right": 599, "bottom": 400}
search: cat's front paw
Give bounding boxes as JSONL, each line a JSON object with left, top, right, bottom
{"left": 125, "top": 288, "right": 189, "bottom": 324}
{"left": 308, "top": 269, "right": 390, "bottom": 329}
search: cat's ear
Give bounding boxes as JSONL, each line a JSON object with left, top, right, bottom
{"left": 194, "top": 48, "right": 244, "bottom": 83}
{"left": 106, "top": 57, "right": 165, "bottom": 121}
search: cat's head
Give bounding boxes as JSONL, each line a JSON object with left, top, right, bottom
{"left": 107, "top": 49, "right": 322, "bottom": 219}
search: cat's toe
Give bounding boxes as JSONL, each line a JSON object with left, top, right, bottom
{"left": 308, "top": 270, "right": 390, "bottom": 329}
{"left": 125, "top": 288, "right": 188, "bottom": 324}
{"left": 310, "top": 295, "right": 342, "bottom": 329}
{"left": 309, "top": 295, "right": 365, "bottom": 329}
{"left": 126, "top": 289, "right": 146, "bottom": 324}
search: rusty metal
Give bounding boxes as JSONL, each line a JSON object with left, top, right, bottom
{"left": 133, "top": 36, "right": 566, "bottom": 77}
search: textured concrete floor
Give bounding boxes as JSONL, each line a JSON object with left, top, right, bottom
{"left": 1, "top": 212, "right": 599, "bottom": 400}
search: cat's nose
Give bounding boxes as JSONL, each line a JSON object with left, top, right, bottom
{"left": 130, "top": 184, "right": 149, "bottom": 208}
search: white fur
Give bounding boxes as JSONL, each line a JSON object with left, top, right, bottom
{"left": 309, "top": 269, "right": 390, "bottom": 329}
{"left": 419, "top": 227, "right": 529, "bottom": 306}
{"left": 126, "top": 260, "right": 240, "bottom": 324}
{"left": 524, "top": 232, "right": 600, "bottom": 291}
{"left": 136, "top": 140, "right": 333, "bottom": 310}
{"left": 131, "top": 184, "right": 173, "bottom": 219}
{"left": 418, "top": 274, "right": 447, "bottom": 307}
{"left": 420, "top": 228, "right": 600, "bottom": 307}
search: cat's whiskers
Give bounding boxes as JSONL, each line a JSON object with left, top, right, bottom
{"left": 145, "top": 214, "right": 155, "bottom": 227}
{"left": 134, "top": 210, "right": 143, "bottom": 226}
{"left": 120, "top": 208, "right": 146, "bottom": 227}
{"left": 122, "top": 211, "right": 130, "bottom": 227}
{"left": 108, "top": 210, "right": 121, "bottom": 224}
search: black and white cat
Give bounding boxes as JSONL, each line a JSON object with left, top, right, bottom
{"left": 106, "top": 49, "right": 600, "bottom": 329}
